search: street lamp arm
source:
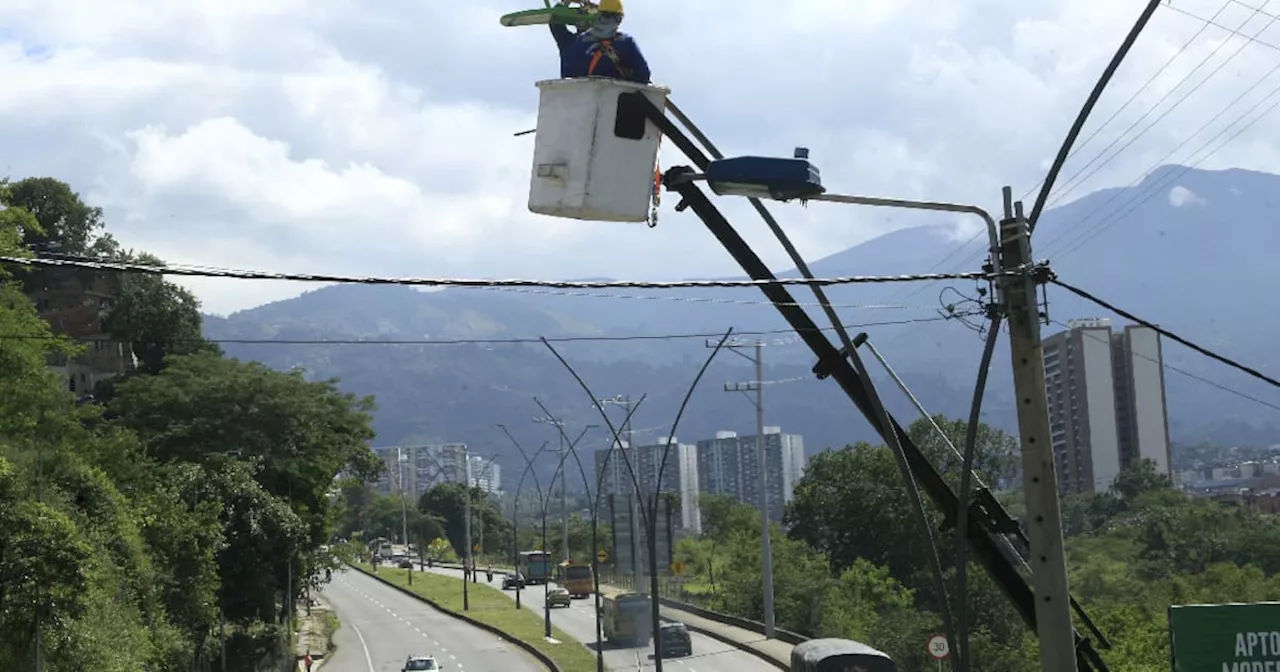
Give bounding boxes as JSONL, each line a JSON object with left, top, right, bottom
{"left": 588, "top": 396, "right": 646, "bottom": 514}
{"left": 498, "top": 424, "right": 549, "bottom": 504}
{"left": 539, "top": 337, "right": 651, "bottom": 528}
{"left": 652, "top": 329, "right": 731, "bottom": 516}
{"left": 807, "top": 192, "right": 998, "bottom": 260}
{"left": 535, "top": 394, "right": 604, "bottom": 509}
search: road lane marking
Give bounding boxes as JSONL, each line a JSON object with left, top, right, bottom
{"left": 351, "top": 623, "right": 376, "bottom": 672}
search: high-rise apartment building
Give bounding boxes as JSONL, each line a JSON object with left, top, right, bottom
{"left": 594, "top": 437, "right": 701, "bottom": 534}
{"left": 370, "top": 443, "right": 501, "bottom": 497}
{"left": 694, "top": 428, "right": 805, "bottom": 523}
{"left": 1042, "top": 318, "right": 1172, "bottom": 495}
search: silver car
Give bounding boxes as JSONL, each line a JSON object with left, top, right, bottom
{"left": 402, "top": 655, "right": 439, "bottom": 671}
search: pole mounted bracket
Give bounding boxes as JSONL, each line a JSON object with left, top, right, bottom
{"left": 810, "top": 332, "right": 870, "bottom": 380}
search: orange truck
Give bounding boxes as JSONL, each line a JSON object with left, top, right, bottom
{"left": 559, "top": 561, "right": 595, "bottom": 598}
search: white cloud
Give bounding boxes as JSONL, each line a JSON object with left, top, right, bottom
{"left": 3, "top": 0, "right": 1280, "bottom": 314}
{"left": 1168, "top": 185, "right": 1207, "bottom": 207}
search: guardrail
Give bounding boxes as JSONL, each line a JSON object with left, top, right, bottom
{"left": 653, "top": 596, "right": 809, "bottom": 646}
{"left": 426, "top": 561, "right": 808, "bottom": 644}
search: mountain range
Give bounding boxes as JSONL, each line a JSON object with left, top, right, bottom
{"left": 202, "top": 165, "right": 1280, "bottom": 481}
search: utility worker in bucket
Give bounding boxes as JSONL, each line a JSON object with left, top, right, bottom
{"left": 550, "top": 0, "right": 651, "bottom": 84}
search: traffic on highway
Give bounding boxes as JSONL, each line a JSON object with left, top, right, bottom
{"left": 323, "top": 568, "right": 547, "bottom": 671}
{"left": 420, "top": 564, "right": 776, "bottom": 672}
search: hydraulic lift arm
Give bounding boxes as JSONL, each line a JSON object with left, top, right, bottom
{"left": 620, "top": 90, "right": 1110, "bottom": 672}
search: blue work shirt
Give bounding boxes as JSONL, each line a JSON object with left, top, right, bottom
{"left": 551, "top": 23, "right": 651, "bottom": 84}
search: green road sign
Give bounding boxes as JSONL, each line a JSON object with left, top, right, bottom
{"left": 1170, "top": 602, "right": 1280, "bottom": 671}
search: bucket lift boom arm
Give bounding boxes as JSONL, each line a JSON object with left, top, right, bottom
{"left": 618, "top": 90, "right": 1111, "bottom": 672}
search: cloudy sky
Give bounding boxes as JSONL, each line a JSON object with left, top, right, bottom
{"left": 2, "top": 0, "right": 1279, "bottom": 315}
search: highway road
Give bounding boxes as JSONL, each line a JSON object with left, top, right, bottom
{"left": 322, "top": 567, "right": 547, "bottom": 672}
{"left": 422, "top": 566, "right": 777, "bottom": 672}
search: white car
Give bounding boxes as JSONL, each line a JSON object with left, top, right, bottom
{"left": 402, "top": 655, "right": 439, "bottom": 671}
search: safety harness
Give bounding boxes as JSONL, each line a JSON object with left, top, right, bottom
{"left": 589, "top": 39, "right": 662, "bottom": 227}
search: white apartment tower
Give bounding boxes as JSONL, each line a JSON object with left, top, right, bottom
{"left": 370, "top": 443, "right": 502, "bottom": 497}
{"left": 1042, "top": 319, "right": 1172, "bottom": 495}
{"left": 594, "top": 438, "right": 702, "bottom": 534}
{"left": 694, "top": 428, "right": 805, "bottom": 523}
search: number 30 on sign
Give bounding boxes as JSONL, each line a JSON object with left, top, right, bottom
{"left": 927, "top": 634, "right": 950, "bottom": 660}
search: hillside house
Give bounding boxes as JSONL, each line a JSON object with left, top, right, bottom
{"left": 25, "top": 267, "right": 137, "bottom": 394}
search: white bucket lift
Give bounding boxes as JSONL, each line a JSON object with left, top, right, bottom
{"left": 527, "top": 78, "right": 670, "bottom": 222}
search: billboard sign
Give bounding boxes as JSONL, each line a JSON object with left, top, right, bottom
{"left": 1169, "top": 602, "right": 1280, "bottom": 671}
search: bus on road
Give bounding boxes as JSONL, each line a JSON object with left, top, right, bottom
{"left": 602, "top": 592, "right": 652, "bottom": 647}
{"left": 559, "top": 561, "right": 594, "bottom": 598}
{"left": 519, "top": 551, "right": 553, "bottom": 584}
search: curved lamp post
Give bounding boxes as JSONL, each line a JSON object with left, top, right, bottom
{"left": 499, "top": 424, "right": 591, "bottom": 639}
{"left": 540, "top": 332, "right": 731, "bottom": 672}
{"left": 499, "top": 432, "right": 552, "bottom": 611}
{"left": 533, "top": 397, "right": 645, "bottom": 672}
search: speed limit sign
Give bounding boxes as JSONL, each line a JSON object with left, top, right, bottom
{"left": 927, "top": 634, "right": 950, "bottom": 660}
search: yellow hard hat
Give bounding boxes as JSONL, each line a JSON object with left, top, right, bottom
{"left": 598, "top": 0, "right": 624, "bottom": 15}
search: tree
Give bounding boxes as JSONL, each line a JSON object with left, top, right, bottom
{"left": 101, "top": 252, "right": 220, "bottom": 375}
{"left": 716, "top": 528, "right": 832, "bottom": 635}
{"left": 696, "top": 493, "right": 757, "bottom": 586}
{"left": 906, "top": 414, "right": 1019, "bottom": 489}
{"left": 0, "top": 176, "right": 397, "bottom": 669}
{"left": 0, "top": 177, "right": 115, "bottom": 256}
{"left": 785, "top": 442, "right": 936, "bottom": 582}
{"left": 419, "top": 482, "right": 512, "bottom": 560}
{"left": 105, "top": 353, "right": 381, "bottom": 618}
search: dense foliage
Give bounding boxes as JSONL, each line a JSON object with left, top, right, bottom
{"left": 671, "top": 416, "right": 1280, "bottom": 671}
{"left": 0, "top": 178, "right": 379, "bottom": 670}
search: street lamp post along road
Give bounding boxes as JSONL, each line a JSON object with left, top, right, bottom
{"left": 500, "top": 431, "right": 552, "bottom": 611}
{"left": 541, "top": 332, "right": 731, "bottom": 672}
{"left": 462, "top": 451, "right": 502, "bottom": 610}
{"left": 533, "top": 414, "right": 583, "bottom": 568}
{"left": 499, "top": 424, "right": 591, "bottom": 640}
{"left": 532, "top": 398, "right": 623, "bottom": 672}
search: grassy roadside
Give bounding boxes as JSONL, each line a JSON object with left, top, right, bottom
{"left": 320, "top": 609, "right": 340, "bottom": 663}
{"left": 351, "top": 563, "right": 597, "bottom": 672}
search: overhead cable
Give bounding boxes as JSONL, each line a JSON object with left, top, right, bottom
{"left": 0, "top": 255, "right": 992, "bottom": 289}
{"left": 0, "top": 314, "right": 973, "bottom": 346}
{"left": 1050, "top": 278, "right": 1280, "bottom": 391}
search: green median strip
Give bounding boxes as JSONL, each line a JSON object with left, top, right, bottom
{"left": 351, "top": 564, "right": 599, "bottom": 672}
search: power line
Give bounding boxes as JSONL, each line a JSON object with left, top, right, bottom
{"left": 0, "top": 315, "right": 972, "bottom": 347}
{"left": 1045, "top": 61, "right": 1280, "bottom": 260}
{"left": 1037, "top": 0, "right": 1257, "bottom": 211}
{"left": 1050, "top": 277, "right": 1280, "bottom": 391}
{"left": 465, "top": 285, "right": 923, "bottom": 311}
{"left": 0, "top": 255, "right": 991, "bottom": 289}
{"left": 1027, "top": 0, "right": 1165, "bottom": 230}
{"left": 901, "top": 0, "right": 1280, "bottom": 298}
{"left": 1166, "top": 1, "right": 1280, "bottom": 52}
{"left": 1019, "top": 0, "right": 1236, "bottom": 205}
{"left": 1052, "top": 319, "right": 1280, "bottom": 413}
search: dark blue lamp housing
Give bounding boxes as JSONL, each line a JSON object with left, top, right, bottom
{"left": 704, "top": 147, "right": 825, "bottom": 201}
